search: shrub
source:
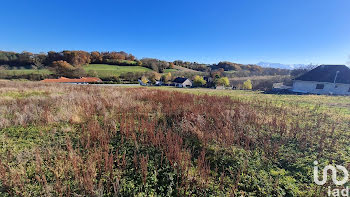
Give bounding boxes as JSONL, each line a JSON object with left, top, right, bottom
{"left": 193, "top": 75, "right": 206, "bottom": 87}
{"left": 215, "top": 77, "right": 229, "bottom": 86}
{"left": 141, "top": 76, "right": 149, "bottom": 84}
{"left": 242, "top": 79, "right": 253, "bottom": 90}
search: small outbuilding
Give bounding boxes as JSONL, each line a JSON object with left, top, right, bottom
{"left": 292, "top": 65, "right": 350, "bottom": 95}
{"left": 173, "top": 77, "right": 192, "bottom": 88}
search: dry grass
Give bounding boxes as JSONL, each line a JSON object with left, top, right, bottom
{"left": 0, "top": 81, "right": 348, "bottom": 196}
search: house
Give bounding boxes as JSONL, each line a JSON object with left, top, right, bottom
{"left": 292, "top": 65, "right": 350, "bottom": 95}
{"left": 41, "top": 77, "right": 102, "bottom": 84}
{"left": 173, "top": 77, "right": 192, "bottom": 88}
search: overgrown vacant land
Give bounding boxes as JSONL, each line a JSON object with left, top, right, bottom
{"left": 0, "top": 81, "right": 349, "bottom": 196}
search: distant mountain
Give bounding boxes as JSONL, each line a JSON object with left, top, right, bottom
{"left": 257, "top": 62, "right": 306, "bottom": 70}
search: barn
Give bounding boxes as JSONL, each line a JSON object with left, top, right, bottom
{"left": 292, "top": 65, "right": 350, "bottom": 95}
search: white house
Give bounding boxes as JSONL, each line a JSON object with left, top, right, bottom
{"left": 292, "top": 65, "right": 350, "bottom": 95}
{"left": 173, "top": 77, "right": 192, "bottom": 88}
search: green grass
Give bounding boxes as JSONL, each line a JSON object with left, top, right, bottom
{"left": 0, "top": 69, "right": 52, "bottom": 75}
{"left": 163, "top": 68, "right": 178, "bottom": 73}
{"left": 84, "top": 64, "right": 152, "bottom": 77}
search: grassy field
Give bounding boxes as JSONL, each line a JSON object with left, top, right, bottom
{"left": 0, "top": 65, "right": 197, "bottom": 79}
{"left": 163, "top": 68, "right": 178, "bottom": 73}
{"left": 0, "top": 65, "right": 153, "bottom": 78}
{"left": 84, "top": 64, "right": 153, "bottom": 77}
{"left": 0, "top": 69, "right": 52, "bottom": 76}
{"left": 0, "top": 81, "right": 349, "bottom": 196}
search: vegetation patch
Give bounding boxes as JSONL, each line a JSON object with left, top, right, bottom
{"left": 84, "top": 64, "right": 152, "bottom": 77}
{"left": 0, "top": 81, "right": 349, "bottom": 196}
{"left": 0, "top": 91, "right": 49, "bottom": 99}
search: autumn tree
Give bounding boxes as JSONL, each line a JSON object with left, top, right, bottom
{"left": 215, "top": 77, "right": 230, "bottom": 86}
{"left": 46, "top": 51, "right": 63, "bottom": 65}
{"left": 18, "top": 51, "right": 33, "bottom": 64}
{"left": 127, "top": 54, "right": 136, "bottom": 61}
{"left": 148, "top": 72, "right": 161, "bottom": 84}
{"left": 242, "top": 79, "right": 253, "bottom": 90}
{"left": 32, "top": 53, "right": 46, "bottom": 69}
{"left": 141, "top": 76, "right": 149, "bottom": 84}
{"left": 51, "top": 60, "right": 86, "bottom": 78}
{"left": 136, "top": 60, "right": 142, "bottom": 66}
{"left": 161, "top": 72, "right": 172, "bottom": 83}
{"left": 107, "top": 52, "right": 126, "bottom": 60}
{"left": 62, "top": 50, "right": 91, "bottom": 66}
{"left": 193, "top": 75, "right": 206, "bottom": 87}
{"left": 165, "top": 72, "right": 172, "bottom": 82}
{"left": 211, "top": 68, "right": 224, "bottom": 79}
{"left": 90, "top": 51, "right": 103, "bottom": 63}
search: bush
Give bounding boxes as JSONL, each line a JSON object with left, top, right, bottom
{"left": 50, "top": 61, "right": 87, "bottom": 78}
{"left": 215, "top": 77, "right": 229, "bottom": 86}
{"left": 242, "top": 79, "right": 253, "bottom": 90}
{"left": 193, "top": 75, "right": 206, "bottom": 87}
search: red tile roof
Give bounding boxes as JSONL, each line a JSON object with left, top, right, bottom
{"left": 41, "top": 77, "right": 102, "bottom": 83}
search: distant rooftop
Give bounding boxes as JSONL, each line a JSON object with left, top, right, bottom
{"left": 295, "top": 65, "right": 350, "bottom": 84}
{"left": 173, "top": 77, "right": 188, "bottom": 83}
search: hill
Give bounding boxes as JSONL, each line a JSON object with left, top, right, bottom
{"left": 172, "top": 65, "right": 203, "bottom": 73}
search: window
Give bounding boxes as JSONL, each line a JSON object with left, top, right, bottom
{"left": 316, "top": 84, "right": 324, "bottom": 89}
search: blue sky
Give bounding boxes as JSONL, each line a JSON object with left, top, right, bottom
{"left": 1, "top": 0, "right": 350, "bottom": 65}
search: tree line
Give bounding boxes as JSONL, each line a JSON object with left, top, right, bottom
{"left": 0, "top": 50, "right": 136, "bottom": 68}
{"left": 0, "top": 50, "right": 296, "bottom": 89}
{"left": 173, "top": 60, "right": 209, "bottom": 72}
{"left": 0, "top": 50, "right": 292, "bottom": 76}
{"left": 0, "top": 50, "right": 179, "bottom": 74}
